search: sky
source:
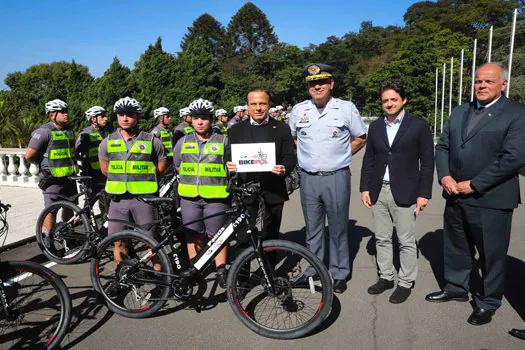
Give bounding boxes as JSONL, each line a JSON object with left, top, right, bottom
{"left": 0, "top": 0, "right": 426, "bottom": 90}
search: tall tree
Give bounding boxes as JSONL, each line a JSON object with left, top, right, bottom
{"left": 226, "top": 2, "right": 278, "bottom": 55}
{"left": 180, "top": 13, "right": 227, "bottom": 58}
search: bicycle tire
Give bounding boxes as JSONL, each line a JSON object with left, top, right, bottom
{"left": 227, "top": 240, "right": 333, "bottom": 339}
{"left": 90, "top": 230, "right": 173, "bottom": 318}
{"left": 0, "top": 260, "right": 72, "bottom": 349}
{"left": 35, "top": 201, "right": 91, "bottom": 264}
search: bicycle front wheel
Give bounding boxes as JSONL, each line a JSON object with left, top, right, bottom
{"left": 90, "top": 230, "right": 173, "bottom": 318}
{"left": 0, "top": 260, "right": 72, "bottom": 349}
{"left": 227, "top": 239, "right": 333, "bottom": 339}
{"left": 36, "top": 201, "right": 91, "bottom": 264}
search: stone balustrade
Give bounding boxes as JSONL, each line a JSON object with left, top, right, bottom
{"left": 0, "top": 148, "right": 39, "bottom": 187}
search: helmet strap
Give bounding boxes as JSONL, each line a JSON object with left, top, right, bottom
{"left": 51, "top": 112, "right": 67, "bottom": 128}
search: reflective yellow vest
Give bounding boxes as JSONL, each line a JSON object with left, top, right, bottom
{"left": 178, "top": 132, "right": 228, "bottom": 198}
{"left": 42, "top": 123, "right": 76, "bottom": 177}
{"left": 152, "top": 125, "right": 173, "bottom": 157}
{"left": 105, "top": 130, "right": 158, "bottom": 195}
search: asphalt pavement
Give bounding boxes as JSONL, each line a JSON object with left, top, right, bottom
{"left": 1, "top": 151, "right": 525, "bottom": 349}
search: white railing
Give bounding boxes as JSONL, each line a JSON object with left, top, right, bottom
{"left": 0, "top": 148, "right": 39, "bottom": 187}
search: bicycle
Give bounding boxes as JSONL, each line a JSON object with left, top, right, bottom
{"left": 90, "top": 181, "right": 333, "bottom": 339}
{"left": 35, "top": 175, "right": 111, "bottom": 264}
{"left": 0, "top": 201, "right": 72, "bottom": 349}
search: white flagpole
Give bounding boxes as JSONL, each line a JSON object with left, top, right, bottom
{"left": 434, "top": 67, "right": 438, "bottom": 139}
{"left": 449, "top": 57, "right": 454, "bottom": 116}
{"left": 488, "top": 26, "right": 493, "bottom": 62}
{"left": 470, "top": 39, "right": 477, "bottom": 101}
{"left": 441, "top": 63, "right": 446, "bottom": 133}
{"left": 459, "top": 49, "right": 464, "bottom": 105}
{"left": 507, "top": 8, "right": 517, "bottom": 97}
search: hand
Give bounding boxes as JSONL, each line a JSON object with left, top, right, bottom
{"left": 272, "top": 164, "right": 286, "bottom": 176}
{"left": 226, "top": 161, "right": 238, "bottom": 173}
{"left": 361, "top": 192, "right": 372, "bottom": 209}
{"left": 456, "top": 180, "right": 475, "bottom": 194}
{"left": 441, "top": 176, "right": 458, "bottom": 195}
{"left": 415, "top": 197, "right": 429, "bottom": 216}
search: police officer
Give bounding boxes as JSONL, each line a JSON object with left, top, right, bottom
{"left": 25, "top": 99, "right": 77, "bottom": 235}
{"left": 212, "top": 108, "right": 228, "bottom": 136}
{"left": 75, "top": 106, "right": 108, "bottom": 197}
{"left": 173, "top": 98, "right": 229, "bottom": 288}
{"left": 275, "top": 105, "right": 285, "bottom": 121}
{"left": 289, "top": 63, "right": 368, "bottom": 293}
{"left": 227, "top": 106, "right": 244, "bottom": 129}
{"left": 173, "top": 107, "right": 194, "bottom": 145}
{"left": 98, "top": 97, "right": 167, "bottom": 266}
{"left": 151, "top": 107, "right": 174, "bottom": 174}
{"left": 268, "top": 107, "right": 278, "bottom": 119}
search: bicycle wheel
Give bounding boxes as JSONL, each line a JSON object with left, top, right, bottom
{"left": 227, "top": 240, "right": 333, "bottom": 339}
{"left": 90, "top": 230, "right": 173, "bottom": 318}
{"left": 0, "top": 260, "right": 72, "bottom": 349}
{"left": 35, "top": 201, "right": 91, "bottom": 264}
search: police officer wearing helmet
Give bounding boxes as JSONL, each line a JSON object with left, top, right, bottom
{"left": 98, "top": 97, "right": 167, "bottom": 267}
{"left": 173, "top": 107, "right": 194, "bottom": 145}
{"left": 275, "top": 105, "right": 285, "bottom": 121}
{"left": 151, "top": 107, "right": 175, "bottom": 174}
{"left": 26, "top": 99, "right": 78, "bottom": 236}
{"left": 173, "top": 98, "right": 230, "bottom": 288}
{"left": 212, "top": 108, "right": 229, "bottom": 136}
{"left": 289, "top": 63, "right": 368, "bottom": 293}
{"left": 227, "top": 106, "right": 244, "bottom": 129}
{"left": 75, "top": 106, "right": 109, "bottom": 197}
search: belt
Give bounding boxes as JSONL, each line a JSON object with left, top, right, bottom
{"left": 301, "top": 167, "right": 349, "bottom": 176}
{"left": 382, "top": 181, "right": 390, "bottom": 185}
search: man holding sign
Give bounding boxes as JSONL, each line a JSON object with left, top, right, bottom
{"left": 226, "top": 88, "right": 297, "bottom": 241}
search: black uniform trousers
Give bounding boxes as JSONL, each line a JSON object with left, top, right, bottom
{"left": 443, "top": 200, "right": 513, "bottom": 311}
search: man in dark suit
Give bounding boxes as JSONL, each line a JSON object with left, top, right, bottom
{"left": 225, "top": 88, "right": 297, "bottom": 241}
{"left": 427, "top": 63, "right": 525, "bottom": 326}
{"left": 360, "top": 81, "right": 434, "bottom": 304}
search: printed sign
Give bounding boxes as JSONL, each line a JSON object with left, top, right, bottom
{"left": 231, "top": 143, "right": 275, "bottom": 172}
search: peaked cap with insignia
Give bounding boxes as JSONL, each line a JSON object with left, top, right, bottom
{"left": 302, "top": 63, "right": 335, "bottom": 81}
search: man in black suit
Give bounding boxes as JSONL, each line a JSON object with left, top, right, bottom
{"left": 427, "top": 63, "right": 525, "bottom": 326}
{"left": 360, "top": 81, "right": 434, "bottom": 304}
{"left": 225, "top": 88, "right": 297, "bottom": 241}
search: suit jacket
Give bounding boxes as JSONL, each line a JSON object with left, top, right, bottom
{"left": 225, "top": 118, "right": 297, "bottom": 205}
{"left": 435, "top": 96, "right": 525, "bottom": 209}
{"left": 360, "top": 112, "right": 435, "bottom": 206}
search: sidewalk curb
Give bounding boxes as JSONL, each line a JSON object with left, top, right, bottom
{"left": 0, "top": 236, "right": 36, "bottom": 253}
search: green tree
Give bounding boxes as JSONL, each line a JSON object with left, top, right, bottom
{"left": 226, "top": 2, "right": 278, "bottom": 55}
{"left": 181, "top": 13, "right": 227, "bottom": 58}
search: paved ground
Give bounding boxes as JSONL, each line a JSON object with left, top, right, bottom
{"left": 2, "top": 151, "right": 525, "bottom": 349}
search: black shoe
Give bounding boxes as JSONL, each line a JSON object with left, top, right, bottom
{"left": 367, "top": 278, "right": 395, "bottom": 295}
{"left": 389, "top": 285, "right": 412, "bottom": 304}
{"left": 333, "top": 279, "right": 347, "bottom": 294}
{"left": 216, "top": 267, "right": 228, "bottom": 289}
{"left": 509, "top": 328, "right": 525, "bottom": 341}
{"left": 425, "top": 290, "right": 469, "bottom": 302}
{"left": 467, "top": 308, "right": 495, "bottom": 325}
{"left": 293, "top": 274, "right": 319, "bottom": 285}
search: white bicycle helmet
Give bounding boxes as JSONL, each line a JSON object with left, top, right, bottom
{"left": 233, "top": 106, "right": 242, "bottom": 113}
{"left": 215, "top": 109, "right": 227, "bottom": 117}
{"left": 85, "top": 106, "right": 107, "bottom": 120}
{"left": 154, "top": 107, "right": 170, "bottom": 118}
{"left": 179, "top": 107, "right": 191, "bottom": 117}
{"left": 45, "top": 99, "right": 69, "bottom": 113}
{"left": 113, "top": 97, "right": 142, "bottom": 114}
{"left": 189, "top": 98, "right": 214, "bottom": 115}
{"left": 242, "top": 105, "right": 248, "bottom": 111}
{"left": 276, "top": 105, "right": 284, "bottom": 111}
{"left": 269, "top": 107, "right": 277, "bottom": 113}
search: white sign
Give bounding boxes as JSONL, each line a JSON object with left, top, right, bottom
{"left": 231, "top": 143, "right": 275, "bottom": 172}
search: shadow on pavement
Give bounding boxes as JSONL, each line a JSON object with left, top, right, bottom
{"left": 61, "top": 288, "right": 114, "bottom": 349}
{"left": 505, "top": 255, "right": 525, "bottom": 321}
{"left": 419, "top": 229, "right": 446, "bottom": 288}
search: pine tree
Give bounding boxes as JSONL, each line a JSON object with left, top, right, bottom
{"left": 181, "top": 13, "right": 227, "bottom": 58}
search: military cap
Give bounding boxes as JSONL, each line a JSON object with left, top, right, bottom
{"left": 302, "top": 63, "right": 335, "bottom": 81}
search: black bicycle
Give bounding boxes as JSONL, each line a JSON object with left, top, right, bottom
{"left": 90, "top": 181, "right": 333, "bottom": 339}
{"left": 0, "top": 201, "right": 72, "bottom": 349}
{"left": 35, "top": 175, "right": 111, "bottom": 264}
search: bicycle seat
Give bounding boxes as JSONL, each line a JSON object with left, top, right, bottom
{"left": 67, "top": 175, "right": 92, "bottom": 182}
{"left": 138, "top": 195, "right": 174, "bottom": 206}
